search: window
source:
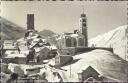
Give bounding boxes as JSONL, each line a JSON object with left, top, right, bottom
{"left": 83, "top": 19, "right": 86, "bottom": 22}
{"left": 78, "top": 38, "right": 84, "bottom": 46}
{"left": 66, "top": 38, "right": 72, "bottom": 47}
{"left": 73, "top": 38, "right": 77, "bottom": 47}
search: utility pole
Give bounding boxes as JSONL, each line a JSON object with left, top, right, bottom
{"left": 70, "top": 64, "right": 71, "bottom": 78}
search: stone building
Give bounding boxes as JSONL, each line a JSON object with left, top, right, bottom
{"left": 27, "top": 14, "right": 34, "bottom": 30}
{"left": 57, "top": 12, "right": 88, "bottom": 50}
{"left": 55, "top": 54, "right": 73, "bottom": 66}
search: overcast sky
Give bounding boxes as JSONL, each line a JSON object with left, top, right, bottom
{"left": 1, "top": 1, "right": 127, "bottom": 39}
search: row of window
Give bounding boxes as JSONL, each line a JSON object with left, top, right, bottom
{"left": 65, "top": 38, "right": 84, "bottom": 47}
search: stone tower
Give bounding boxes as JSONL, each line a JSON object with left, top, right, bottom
{"left": 27, "top": 14, "right": 34, "bottom": 30}
{"left": 79, "top": 11, "right": 88, "bottom": 47}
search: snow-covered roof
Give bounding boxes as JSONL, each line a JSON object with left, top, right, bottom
{"left": 3, "top": 45, "right": 17, "bottom": 50}
{"left": 5, "top": 54, "right": 26, "bottom": 58}
{"left": 19, "top": 46, "right": 28, "bottom": 51}
{"left": 17, "top": 38, "right": 25, "bottom": 42}
{"left": 77, "top": 65, "right": 100, "bottom": 74}
{"left": 70, "top": 34, "right": 78, "bottom": 37}
{"left": 46, "top": 46, "right": 57, "bottom": 50}
{"left": 34, "top": 47, "right": 41, "bottom": 52}
{"left": 4, "top": 40, "right": 14, "bottom": 43}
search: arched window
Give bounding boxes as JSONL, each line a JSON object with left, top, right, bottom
{"left": 78, "top": 38, "right": 84, "bottom": 46}
{"left": 73, "top": 38, "right": 77, "bottom": 47}
{"left": 66, "top": 38, "right": 71, "bottom": 47}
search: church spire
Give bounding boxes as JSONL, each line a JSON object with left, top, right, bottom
{"left": 81, "top": 6, "right": 86, "bottom": 17}
{"left": 82, "top": 5, "right": 84, "bottom": 14}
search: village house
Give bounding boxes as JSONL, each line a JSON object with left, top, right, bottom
{"left": 35, "top": 46, "right": 51, "bottom": 63}
{"left": 2, "top": 40, "right": 19, "bottom": 56}
{"left": 2, "top": 54, "right": 27, "bottom": 64}
{"left": 29, "top": 38, "right": 47, "bottom": 49}
{"left": 55, "top": 54, "right": 73, "bottom": 66}
{"left": 77, "top": 65, "right": 102, "bottom": 82}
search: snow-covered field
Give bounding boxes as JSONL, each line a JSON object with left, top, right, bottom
{"left": 60, "top": 49, "right": 127, "bottom": 82}
{"left": 89, "top": 25, "right": 128, "bottom": 61}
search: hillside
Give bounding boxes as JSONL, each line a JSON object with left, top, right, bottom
{"left": 60, "top": 49, "right": 128, "bottom": 82}
{"left": 39, "top": 29, "right": 57, "bottom": 45}
{"left": 89, "top": 25, "right": 128, "bottom": 61}
{"left": 0, "top": 17, "right": 26, "bottom": 40}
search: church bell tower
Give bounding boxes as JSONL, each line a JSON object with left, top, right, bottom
{"left": 79, "top": 7, "right": 88, "bottom": 47}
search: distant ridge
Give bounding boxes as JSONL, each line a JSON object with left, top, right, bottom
{"left": 39, "top": 29, "right": 57, "bottom": 45}
{"left": 0, "top": 17, "right": 26, "bottom": 40}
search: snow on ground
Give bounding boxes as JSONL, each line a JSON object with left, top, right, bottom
{"left": 60, "top": 49, "right": 127, "bottom": 82}
{"left": 4, "top": 50, "right": 128, "bottom": 82}
{"left": 89, "top": 25, "right": 128, "bottom": 61}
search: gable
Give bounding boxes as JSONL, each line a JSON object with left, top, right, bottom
{"left": 82, "top": 66, "right": 100, "bottom": 76}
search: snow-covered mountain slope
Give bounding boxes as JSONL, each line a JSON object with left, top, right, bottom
{"left": 89, "top": 25, "right": 128, "bottom": 61}
{"left": 61, "top": 49, "right": 127, "bottom": 82}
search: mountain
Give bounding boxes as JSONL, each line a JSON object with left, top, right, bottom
{"left": 39, "top": 29, "right": 57, "bottom": 45}
{"left": 39, "top": 29, "right": 55, "bottom": 38}
{"left": 89, "top": 25, "right": 128, "bottom": 61}
{"left": 0, "top": 17, "right": 26, "bottom": 40}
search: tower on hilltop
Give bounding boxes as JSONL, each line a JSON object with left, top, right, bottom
{"left": 27, "top": 14, "right": 35, "bottom": 30}
{"left": 79, "top": 6, "right": 88, "bottom": 46}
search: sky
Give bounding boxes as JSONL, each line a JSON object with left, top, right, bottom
{"left": 1, "top": 1, "right": 127, "bottom": 39}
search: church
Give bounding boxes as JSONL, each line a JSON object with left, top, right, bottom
{"left": 57, "top": 12, "right": 88, "bottom": 50}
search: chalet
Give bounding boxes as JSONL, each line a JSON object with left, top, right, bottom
{"left": 18, "top": 45, "right": 29, "bottom": 55}
{"left": 77, "top": 65, "right": 103, "bottom": 82}
{"left": 46, "top": 46, "right": 58, "bottom": 57}
{"left": 35, "top": 46, "right": 51, "bottom": 63}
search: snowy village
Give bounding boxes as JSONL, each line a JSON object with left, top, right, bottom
{"left": 1, "top": 8, "right": 128, "bottom": 82}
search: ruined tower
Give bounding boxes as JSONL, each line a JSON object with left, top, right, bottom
{"left": 27, "top": 14, "right": 34, "bottom": 30}
{"left": 79, "top": 8, "right": 88, "bottom": 47}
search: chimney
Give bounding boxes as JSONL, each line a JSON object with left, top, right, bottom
{"left": 27, "top": 14, "right": 34, "bottom": 30}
